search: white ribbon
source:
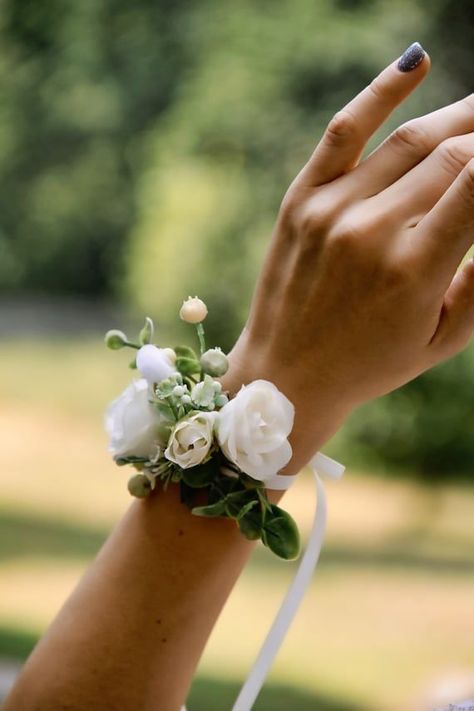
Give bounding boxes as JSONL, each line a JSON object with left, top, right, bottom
{"left": 183, "top": 452, "right": 344, "bottom": 711}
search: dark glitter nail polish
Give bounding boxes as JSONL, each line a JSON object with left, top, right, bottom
{"left": 398, "top": 42, "right": 425, "bottom": 72}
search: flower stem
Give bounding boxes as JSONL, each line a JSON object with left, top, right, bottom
{"left": 196, "top": 323, "right": 206, "bottom": 355}
{"left": 124, "top": 341, "right": 140, "bottom": 350}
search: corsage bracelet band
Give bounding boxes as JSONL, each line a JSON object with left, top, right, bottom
{"left": 105, "top": 296, "right": 300, "bottom": 560}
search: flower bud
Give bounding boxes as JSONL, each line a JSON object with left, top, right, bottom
{"left": 173, "top": 385, "right": 186, "bottom": 397}
{"left": 105, "top": 329, "right": 128, "bottom": 350}
{"left": 200, "top": 348, "right": 229, "bottom": 376}
{"left": 137, "top": 344, "right": 176, "bottom": 384}
{"left": 127, "top": 474, "right": 152, "bottom": 498}
{"left": 181, "top": 394, "right": 192, "bottom": 405}
{"left": 139, "top": 317, "right": 154, "bottom": 345}
{"left": 179, "top": 296, "right": 208, "bottom": 324}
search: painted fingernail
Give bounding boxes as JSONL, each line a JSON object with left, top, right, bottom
{"left": 398, "top": 42, "right": 425, "bottom": 72}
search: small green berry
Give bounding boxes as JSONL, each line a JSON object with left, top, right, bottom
{"left": 200, "top": 348, "right": 229, "bottom": 377}
{"left": 127, "top": 474, "right": 152, "bottom": 498}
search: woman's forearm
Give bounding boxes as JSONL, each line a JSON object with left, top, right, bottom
{"left": 4, "top": 357, "right": 343, "bottom": 711}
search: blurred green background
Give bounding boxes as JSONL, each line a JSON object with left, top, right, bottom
{"left": 0, "top": 0, "right": 473, "bottom": 709}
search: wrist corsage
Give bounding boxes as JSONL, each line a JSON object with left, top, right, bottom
{"left": 104, "top": 297, "right": 300, "bottom": 560}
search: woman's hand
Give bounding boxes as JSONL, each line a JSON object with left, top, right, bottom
{"left": 223, "top": 44, "right": 474, "bottom": 471}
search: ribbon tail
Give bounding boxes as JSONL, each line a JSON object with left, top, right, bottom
{"left": 231, "top": 469, "right": 328, "bottom": 711}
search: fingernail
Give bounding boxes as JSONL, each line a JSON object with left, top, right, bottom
{"left": 398, "top": 42, "right": 425, "bottom": 72}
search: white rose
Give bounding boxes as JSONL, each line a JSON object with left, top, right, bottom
{"left": 105, "top": 379, "right": 168, "bottom": 459}
{"left": 216, "top": 380, "right": 294, "bottom": 482}
{"left": 165, "top": 411, "right": 216, "bottom": 469}
{"left": 136, "top": 344, "right": 176, "bottom": 384}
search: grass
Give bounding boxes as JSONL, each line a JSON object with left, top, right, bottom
{"left": 0, "top": 338, "right": 473, "bottom": 710}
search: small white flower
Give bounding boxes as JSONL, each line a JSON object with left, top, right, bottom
{"left": 216, "top": 380, "right": 294, "bottom": 482}
{"left": 179, "top": 296, "right": 208, "bottom": 323}
{"left": 105, "top": 379, "right": 169, "bottom": 459}
{"left": 191, "top": 375, "right": 216, "bottom": 408}
{"left": 136, "top": 344, "right": 176, "bottom": 384}
{"left": 165, "top": 411, "right": 216, "bottom": 469}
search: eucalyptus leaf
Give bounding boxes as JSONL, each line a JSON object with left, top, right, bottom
{"left": 155, "top": 379, "right": 176, "bottom": 397}
{"left": 174, "top": 345, "right": 199, "bottom": 361}
{"left": 192, "top": 499, "right": 227, "bottom": 517}
{"left": 181, "top": 460, "right": 218, "bottom": 488}
{"left": 176, "top": 356, "right": 201, "bottom": 376}
{"left": 236, "top": 498, "right": 259, "bottom": 521}
{"left": 238, "top": 506, "right": 264, "bottom": 540}
{"left": 224, "top": 490, "right": 254, "bottom": 518}
{"left": 154, "top": 401, "right": 176, "bottom": 421}
{"left": 115, "top": 455, "right": 148, "bottom": 466}
{"left": 180, "top": 481, "right": 195, "bottom": 508}
{"left": 261, "top": 505, "right": 300, "bottom": 560}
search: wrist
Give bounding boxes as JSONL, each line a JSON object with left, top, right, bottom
{"left": 220, "top": 332, "right": 352, "bottom": 473}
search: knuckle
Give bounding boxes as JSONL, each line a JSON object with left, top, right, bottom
{"left": 325, "top": 109, "right": 357, "bottom": 146}
{"left": 388, "top": 121, "right": 429, "bottom": 157}
{"left": 327, "top": 220, "right": 365, "bottom": 252}
{"left": 437, "top": 136, "right": 472, "bottom": 175}
{"left": 279, "top": 189, "right": 299, "bottom": 225}
{"left": 295, "top": 205, "right": 331, "bottom": 239}
{"left": 457, "top": 158, "right": 474, "bottom": 205}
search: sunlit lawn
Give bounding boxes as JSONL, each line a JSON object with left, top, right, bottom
{"left": 0, "top": 339, "right": 473, "bottom": 710}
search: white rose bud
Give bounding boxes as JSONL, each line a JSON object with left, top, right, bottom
{"left": 136, "top": 344, "right": 176, "bottom": 384}
{"left": 200, "top": 348, "right": 229, "bottom": 376}
{"left": 105, "top": 329, "right": 128, "bottom": 350}
{"left": 216, "top": 380, "right": 294, "bottom": 482}
{"left": 165, "top": 411, "right": 216, "bottom": 469}
{"left": 179, "top": 296, "right": 208, "bottom": 324}
{"left": 105, "top": 379, "right": 169, "bottom": 459}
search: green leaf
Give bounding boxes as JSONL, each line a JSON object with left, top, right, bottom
{"left": 180, "top": 481, "right": 196, "bottom": 509}
{"left": 238, "top": 506, "right": 264, "bottom": 540}
{"left": 236, "top": 498, "right": 259, "bottom": 521}
{"left": 192, "top": 499, "right": 227, "bottom": 517}
{"left": 176, "top": 356, "right": 201, "bottom": 376}
{"left": 181, "top": 460, "right": 218, "bottom": 488}
{"left": 174, "top": 344, "right": 199, "bottom": 361}
{"left": 154, "top": 401, "right": 176, "bottom": 421}
{"left": 223, "top": 490, "right": 254, "bottom": 518}
{"left": 139, "top": 316, "right": 154, "bottom": 345}
{"left": 261, "top": 505, "right": 301, "bottom": 560}
{"left": 115, "top": 455, "right": 148, "bottom": 466}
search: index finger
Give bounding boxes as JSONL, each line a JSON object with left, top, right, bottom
{"left": 299, "top": 42, "right": 430, "bottom": 187}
